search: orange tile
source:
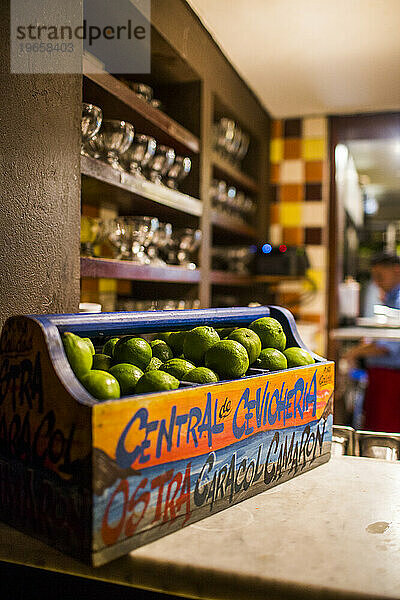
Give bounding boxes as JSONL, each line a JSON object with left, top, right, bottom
{"left": 270, "top": 203, "right": 279, "bottom": 225}
{"left": 271, "top": 120, "right": 282, "bottom": 139}
{"left": 305, "top": 161, "right": 324, "bottom": 182}
{"left": 280, "top": 184, "right": 304, "bottom": 202}
{"left": 299, "top": 313, "right": 322, "bottom": 324}
{"left": 284, "top": 138, "right": 301, "bottom": 159}
{"left": 80, "top": 278, "right": 99, "bottom": 304}
{"left": 81, "top": 278, "right": 98, "bottom": 292}
{"left": 81, "top": 204, "right": 99, "bottom": 217}
{"left": 270, "top": 163, "right": 280, "bottom": 184}
{"left": 282, "top": 227, "right": 304, "bottom": 245}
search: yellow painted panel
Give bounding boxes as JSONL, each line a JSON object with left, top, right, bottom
{"left": 280, "top": 202, "right": 302, "bottom": 227}
{"left": 270, "top": 138, "right": 283, "bottom": 164}
{"left": 99, "top": 278, "right": 118, "bottom": 293}
{"left": 302, "top": 139, "right": 326, "bottom": 161}
{"left": 304, "top": 268, "right": 324, "bottom": 290}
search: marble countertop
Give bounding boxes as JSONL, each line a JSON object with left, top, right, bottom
{"left": 0, "top": 456, "right": 399, "bottom": 599}
{"left": 331, "top": 327, "right": 400, "bottom": 340}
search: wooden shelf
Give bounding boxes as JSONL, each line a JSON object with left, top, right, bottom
{"left": 81, "top": 257, "right": 201, "bottom": 283}
{"left": 83, "top": 56, "right": 200, "bottom": 154}
{"left": 211, "top": 271, "right": 304, "bottom": 286}
{"left": 210, "top": 271, "right": 255, "bottom": 286}
{"left": 212, "top": 151, "right": 259, "bottom": 194}
{"left": 211, "top": 210, "right": 258, "bottom": 238}
{"left": 81, "top": 155, "right": 203, "bottom": 218}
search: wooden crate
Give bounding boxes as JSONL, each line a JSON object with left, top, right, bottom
{"left": 0, "top": 306, "right": 334, "bottom": 566}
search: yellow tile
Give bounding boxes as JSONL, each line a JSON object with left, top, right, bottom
{"left": 304, "top": 268, "right": 325, "bottom": 291}
{"left": 302, "top": 139, "right": 326, "bottom": 161}
{"left": 279, "top": 202, "right": 302, "bottom": 227}
{"left": 270, "top": 138, "right": 283, "bottom": 164}
{"left": 99, "top": 278, "right": 118, "bottom": 293}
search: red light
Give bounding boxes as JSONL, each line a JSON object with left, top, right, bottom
{"left": 279, "top": 244, "right": 287, "bottom": 253}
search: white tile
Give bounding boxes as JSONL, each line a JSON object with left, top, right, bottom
{"left": 280, "top": 159, "right": 304, "bottom": 184}
{"left": 301, "top": 202, "right": 326, "bottom": 227}
{"left": 303, "top": 117, "right": 327, "bottom": 139}
{"left": 299, "top": 291, "right": 326, "bottom": 314}
{"left": 306, "top": 246, "right": 327, "bottom": 270}
{"left": 278, "top": 281, "right": 304, "bottom": 293}
{"left": 269, "top": 224, "right": 282, "bottom": 245}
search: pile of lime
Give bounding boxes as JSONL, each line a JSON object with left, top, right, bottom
{"left": 62, "top": 317, "right": 315, "bottom": 401}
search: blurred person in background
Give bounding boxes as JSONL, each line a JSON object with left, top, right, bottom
{"left": 343, "top": 253, "right": 400, "bottom": 433}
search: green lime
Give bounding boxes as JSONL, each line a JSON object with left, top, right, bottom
{"left": 135, "top": 371, "right": 180, "bottom": 394}
{"left": 183, "top": 326, "right": 220, "bottom": 365}
{"left": 249, "top": 317, "right": 286, "bottom": 351}
{"left": 284, "top": 347, "right": 315, "bottom": 367}
{"left": 205, "top": 340, "right": 249, "bottom": 379}
{"left": 159, "top": 358, "right": 195, "bottom": 380}
{"left": 109, "top": 363, "right": 143, "bottom": 395}
{"left": 102, "top": 337, "right": 119, "bottom": 357}
{"left": 155, "top": 332, "right": 172, "bottom": 344}
{"left": 83, "top": 338, "right": 95, "bottom": 355}
{"left": 228, "top": 328, "right": 261, "bottom": 365}
{"left": 113, "top": 336, "right": 152, "bottom": 371}
{"left": 183, "top": 367, "right": 219, "bottom": 384}
{"left": 168, "top": 331, "right": 187, "bottom": 357}
{"left": 62, "top": 332, "right": 93, "bottom": 379}
{"left": 258, "top": 348, "right": 287, "bottom": 371}
{"left": 146, "top": 357, "right": 163, "bottom": 372}
{"left": 150, "top": 339, "right": 173, "bottom": 363}
{"left": 216, "top": 328, "right": 237, "bottom": 339}
{"left": 92, "top": 353, "right": 113, "bottom": 371}
{"left": 80, "top": 370, "right": 120, "bottom": 400}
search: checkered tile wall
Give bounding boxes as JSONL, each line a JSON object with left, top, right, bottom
{"left": 269, "top": 117, "right": 329, "bottom": 353}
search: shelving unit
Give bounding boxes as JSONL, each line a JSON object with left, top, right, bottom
{"left": 81, "top": 155, "right": 202, "bottom": 218}
{"left": 210, "top": 272, "right": 303, "bottom": 287}
{"left": 83, "top": 56, "right": 200, "bottom": 156}
{"left": 81, "top": 258, "right": 200, "bottom": 283}
{"left": 211, "top": 210, "right": 258, "bottom": 239}
{"left": 80, "top": 0, "right": 272, "bottom": 311}
{"left": 211, "top": 151, "right": 260, "bottom": 194}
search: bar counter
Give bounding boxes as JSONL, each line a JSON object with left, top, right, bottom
{"left": 0, "top": 455, "right": 399, "bottom": 599}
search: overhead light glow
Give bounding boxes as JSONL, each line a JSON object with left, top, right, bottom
{"left": 364, "top": 195, "right": 378, "bottom": 215}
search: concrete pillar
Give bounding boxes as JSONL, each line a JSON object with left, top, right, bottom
{"left": 0, "top": 1, "right": 82, "bottom": 326}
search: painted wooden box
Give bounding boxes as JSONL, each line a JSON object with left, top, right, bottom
{"left": 0, "top": 306, "right": 334, "bottom": 566}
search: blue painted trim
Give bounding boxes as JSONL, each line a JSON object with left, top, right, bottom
{"left": 29, "top": 306, "right": 271, "bottom": 337}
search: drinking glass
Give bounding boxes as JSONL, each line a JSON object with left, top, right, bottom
{"left": 107, "top": 217, "right": 132, "bottom": 260}
{"left": 81, "top": 103, "right": 102, "bottom": 157}
{"left": 146, "top": 145, "right": 175, "bottom": 184}
{"left": 127, "top": 216, "right": 159, "bottom": 264}
{"left": 87, "top": 120, "right": 135, "bottom": 170}
{"left": 147, "top": 221, "right": 173, "bottom": 266}
{"left": 131, "top": 83, "right": 153, "bottom": 103}
{"left": 213, "top": 118, "right": 236, "bottom": 157}
{"left": 236, "top": 131, "right": 250, "bottom": 163}
{"left": 165, "top": 156, "right": 192, "bottom": 189}
{"left": 171, "top": 228, "right": 202, "bottom": 270}
{"left": 121, "top": 134, "right": 156, "bottom": 178}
